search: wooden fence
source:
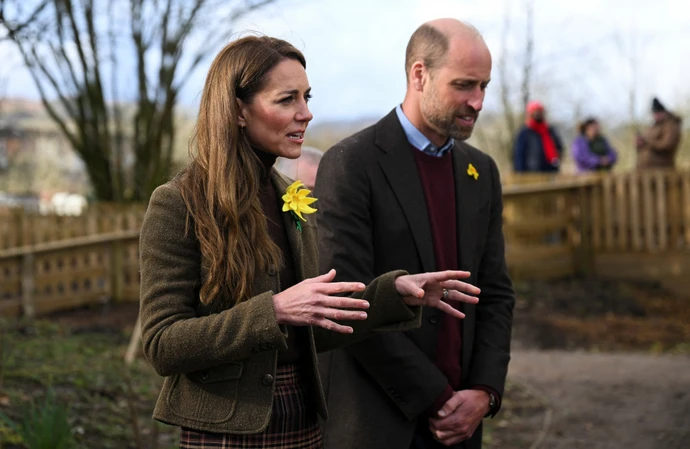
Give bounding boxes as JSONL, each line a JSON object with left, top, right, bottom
{"left": 502, "top": 170, "right": 690, "bottom": 286}
{"left": 0, "top": 204, "right": 145, "bottom": 317}
{"left": 1, "top": 170, "right": 690, "bottom": 317}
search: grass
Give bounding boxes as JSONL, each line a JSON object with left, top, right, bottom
{"left": 0, "top": 319, "right": 177, "bottom": 449}
{"left": 0, "top": 312, "right": 550, "bottom": 449}
{"left": 0, "top": 388, "right": 75, "bottom": 449}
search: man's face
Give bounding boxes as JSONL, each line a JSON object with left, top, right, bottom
{"left": 419, "top": 38, "right": 492, "bottom": 141}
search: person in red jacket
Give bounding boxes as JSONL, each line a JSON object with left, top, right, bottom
{"left": 513, "top": 101, "right": 564, "bottom": 173}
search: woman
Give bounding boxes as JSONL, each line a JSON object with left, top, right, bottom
{"left": 139, "top": 36, "right": 480, "bottom": 448}
{"left": 572, "top": 117, "right": 617, "bottom": 172}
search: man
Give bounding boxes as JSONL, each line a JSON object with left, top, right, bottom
{"left": 636, "top": 97, "right": 683, "bottom": 169}
{"left": 275, "top": 145, "right": 323, "bottom": 188}
{"left": 315, "top": 19, "right": 515, "bottom": 449}
{"left": 513, "top": 100, "right": 564, "bottom": 173}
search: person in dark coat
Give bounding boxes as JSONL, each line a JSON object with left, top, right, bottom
{"left": 636, "top": 97, "right": 683, "bottom": 169}
{"left": 513, "top": 101, "right": 564, "bottom": 173}
{"left": 316, "top": 19, "right": 515, "bottom": 449}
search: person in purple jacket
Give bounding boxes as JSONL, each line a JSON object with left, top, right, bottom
{"left": 572, "top": 117, "right": 617, "bottom": 172}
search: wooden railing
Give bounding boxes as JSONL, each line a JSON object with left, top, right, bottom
{"left": 0, "top": 203, "right": 145, "bottom": 317}
{"left": 0, "top": 203, "right": 145, "bottom": 250}
{"left": 502, "top": 170, "right": 690, "bottom": 283}
{"left": 1, "top": 170, "right": 689, "bottom": 317}
{"left": 0, "top": 231, "right": 140, "bottom": 317}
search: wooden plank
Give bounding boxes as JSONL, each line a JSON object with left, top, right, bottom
{"left": 0, "top": 299, "right": 22, "bottom": 317}
{"left": 32, "top": 295, "right": 110, "bottom": 316}
{"left": 21, "top": 253, "right": 35, "bottom": 319}
{"left": 615, "top": 174, "right": 628, "bottom": 250}
{"left": 602, "top": 176, "right": 615, "bottom": 250}
{"left": 642, "top": 173, "right": 655, "bottom": 251}
{"left": 573, "top": 185, "right": 594, "bottom": 276}
{"left": 0, "top": 230, "right": 140, "bottom": 260}
{"left": 595, "top": 251, "right": 690, "bottom": 297}
{"left": 504, "top": 215, "right": 571, "bottom": 235}
{"left": 508, "top": 259, "right": 573, "bottom": 280}
{"left": 506, "top": 242, "right": 571, "bottom": 261}
{"left": 629, "top": 173, "right": 642, "bottom": 251}
{"left": 656, "top": 172, "right": 668, "bottom": 251}
{"left": 682, "top": 172, "right": 690, "bottom": 248}
{"left": 591, "top": 184, "right": 602, "bottom": 250}
{"left": 667, "top": 172, "right": 681, "bottom": 250}
{"left": 502, "top": 176, "right": 597, "bottom": 196}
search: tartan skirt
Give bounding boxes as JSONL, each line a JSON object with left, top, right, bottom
{"left": 179, "top": 364, "right": 323, "bottom": 449}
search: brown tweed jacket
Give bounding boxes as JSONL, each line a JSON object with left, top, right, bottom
{"left": 139, "top": 170, "right": 421, "bottom": 434}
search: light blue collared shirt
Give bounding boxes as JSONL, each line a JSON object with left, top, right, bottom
{"left": 395, "top": 105, "right": 454, "bottom": 157}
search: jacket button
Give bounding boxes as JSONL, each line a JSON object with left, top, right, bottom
{"left": 429, "top": 315, "right": 439, "bottom": 325}
{"left": 262, "top": 374, "right": 274, "bottom": 386}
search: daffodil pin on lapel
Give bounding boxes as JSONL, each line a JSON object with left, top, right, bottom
{"left": 282, "top": 180, "right": 317, "bottom": 232}
{"left": 467, "top": 163, "right": 479, "bottom": 180}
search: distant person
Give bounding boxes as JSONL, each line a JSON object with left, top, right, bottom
{"left": 275, "top": 145, "right": 323, "bottom": 189}
{"left": 572, "top": 117, "right": 617, "bottom": 173}
{"left": 513, "top": 101, "right": 564, "bottom": 173}
{"left": 636, "top": 97, "right": 683, "bottom": 169}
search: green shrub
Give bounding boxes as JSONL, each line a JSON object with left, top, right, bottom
{"left": 0, "top": 388, "right": 75, "bottom": 449}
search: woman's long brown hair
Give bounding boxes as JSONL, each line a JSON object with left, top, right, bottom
{"left": 178, "top": 36, "right": 306, "bottom": 306}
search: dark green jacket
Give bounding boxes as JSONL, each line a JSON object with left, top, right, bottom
{"left": 139, "top": 170, "right": 421, "bottom": 434}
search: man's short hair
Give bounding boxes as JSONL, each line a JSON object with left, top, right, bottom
{"left": 405, "top": 24, "right": 449, "bottom": 80}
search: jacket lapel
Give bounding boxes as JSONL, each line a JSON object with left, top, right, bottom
{"left": 375, "top": 110, "right": 436, "bottom": 273}
{"left": 452, "top": 143, "right": 481, "bottom": 273}
{"left": 270, "top": 171, "right": 306, "bottom": 282}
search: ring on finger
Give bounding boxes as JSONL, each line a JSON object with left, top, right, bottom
{"left": 442, "top": 289, "right": 449, "bottom": 299}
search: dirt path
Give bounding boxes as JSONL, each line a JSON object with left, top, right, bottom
{"left": 507, "top": 350, "right": 690, "bottom": 449}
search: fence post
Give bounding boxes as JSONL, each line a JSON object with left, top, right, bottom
{"left": 574, "top": 185, "right": 595, "bottom": 276}
{"left": 21, "top": 252, "right": 35, "bottom": 319}
{"left": 110, "top": 238, "right": 124, "bottom": 302}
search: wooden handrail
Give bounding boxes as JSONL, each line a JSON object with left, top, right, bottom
{"left": 503, "top": 177, "right": 598, "bottom": 195}
{"left": 0, "top": 230, "right": 140, "bottom": 260}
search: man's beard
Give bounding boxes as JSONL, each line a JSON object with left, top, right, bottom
{"left": 420, "top": 87, "right": 477, "bottom": 141}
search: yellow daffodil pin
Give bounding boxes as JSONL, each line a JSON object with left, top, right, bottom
{"left": 467, "top": 163, "right": 479, "bottom": 180}
{"left": 282, "top": 180, "right": 317, "bottom": 231}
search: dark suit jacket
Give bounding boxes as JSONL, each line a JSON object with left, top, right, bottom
{"left": 315, "top": 110, "right": 515, "bottom": 449}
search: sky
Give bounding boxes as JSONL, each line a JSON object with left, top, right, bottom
{"left": 2, "top": 0, "right": 689, "bottom": 126}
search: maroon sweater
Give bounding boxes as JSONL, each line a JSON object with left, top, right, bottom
{"left": 412, "top": 149, "right": 462, "bottom": 392}
{"left": 412, "top": 147, "right": 498, "bottom": 415}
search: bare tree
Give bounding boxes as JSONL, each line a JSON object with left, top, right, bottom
{"left": 520, "top": 0, "right": 534, "bottom": 116}
{"left": 0, "top": 0, "right": 277, "bottom": 201}
{"left": 495, "top": 0, "right": 535, "bottom": 165}
{"left": 497, "top": 0, "right": 516, "bottom": 159}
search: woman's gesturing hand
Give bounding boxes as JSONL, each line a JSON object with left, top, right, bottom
{"left": 394, "top": 270, "right": 480, "bottom": 319}
{"left": 273, "top": 269, "right": 368, "bottom": 334}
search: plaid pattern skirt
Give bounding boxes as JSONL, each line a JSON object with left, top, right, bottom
{"left": 180, "top": 364, "right": 323, "bottom": 449}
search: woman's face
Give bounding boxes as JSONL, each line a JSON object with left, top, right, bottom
{"left": 239, "top": 59, "right": 313, "bottom": 159}
{"left": 585, "top": 122, "right": 599, "bottom": 139}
